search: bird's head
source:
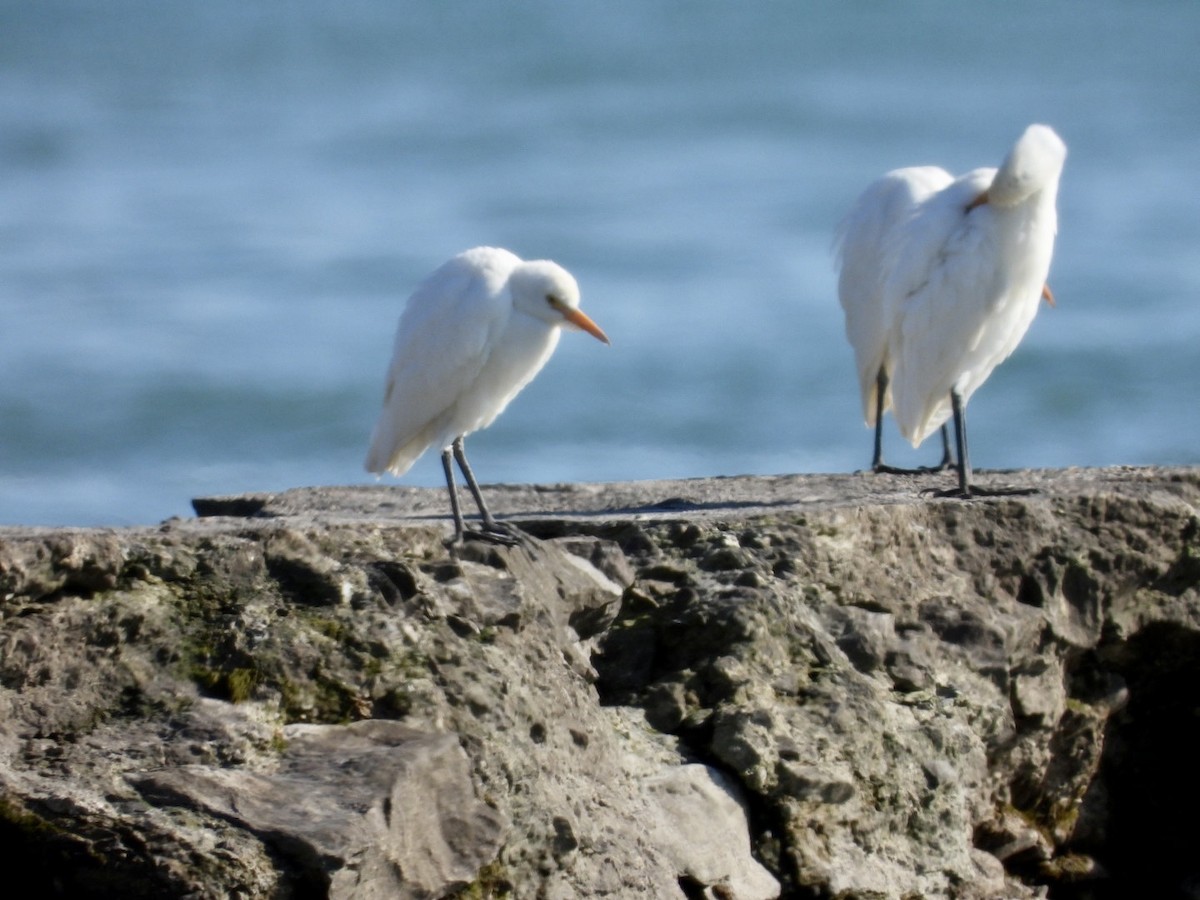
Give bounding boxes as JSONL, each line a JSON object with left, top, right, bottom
{"left": 511, "top": 260, "right": 610, "bottom": 344}
{"left": 985, "top": 124, "right": 1067, "bottom": 208}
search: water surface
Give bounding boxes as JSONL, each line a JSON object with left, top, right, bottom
{"left": 2, "top": 1, "right": 1197, "bottom": 525}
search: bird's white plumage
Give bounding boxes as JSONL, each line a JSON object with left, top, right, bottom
{"left": 885, "top": 167, "right": 999, "bottom": 440}
{"left": 836, "top": 165, "right": 954, "bottom": 425}
{"left": 840, "top": 125, "right": 1066, "bottom": 450}
{"left": 365, "top": 246, "right": 602, "bottom": 477}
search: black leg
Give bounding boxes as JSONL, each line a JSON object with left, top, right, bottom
{"left": 937, "top": 424, "right": 953, "bottom": 470}
{"left": 452, "top": 437, "right": 496, "bottom": 530}
{"left": 871, "top": 366, "right": 953, "bottom": 476}
{"left": 453, "top": 437, "right": 520, "bottom": 545}
{"left": 871, "top": 367, "right": 887, "bottom": 471}
{"left": 951, "top": 388, "right": 971, "bottom": 496}
{"left": 923, "top": 390, "right": 1034, "bottom": 499}
{"left": 441, "top": 447, "right": 466, "bottom": 544}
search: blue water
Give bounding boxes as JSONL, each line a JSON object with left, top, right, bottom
{"left": 2, "top": 1, "right": 1198, "bottom": 526}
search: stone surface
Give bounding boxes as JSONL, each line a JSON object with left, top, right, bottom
{"left": 1, "top": 465, "right": 1199, "bottom": 899}
{"left": 133, "top": 720, "right": 509, "bottom": 899}
{"left": 644, "top": 764, "right": 780, "bottom": 900}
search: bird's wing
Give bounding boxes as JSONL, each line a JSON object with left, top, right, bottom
{"left": 836, "top": 166, "right": 952, "bottom": 424}
{"left": 889, "top": 168, "right": 1006, "bottom": 446}
{"left": 364, "top": 252, "right": 517, "bottom": 475}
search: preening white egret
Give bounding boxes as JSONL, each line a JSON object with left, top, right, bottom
{"left": 365, "top": 246, "right": 610, "bottom": 542}
{"left": 838, "top": 124, "right": 1066, "bottom": 496}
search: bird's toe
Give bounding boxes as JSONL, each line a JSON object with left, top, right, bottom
{"left": 920, "top": 485, "right": 1038, "bottom": 500}
{"left": 464, "top": 522, "right": 525, "bottom": 547}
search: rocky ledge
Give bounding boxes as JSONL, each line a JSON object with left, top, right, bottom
{"left": 1, "top": 466, "right": 1199, "bottom": 899}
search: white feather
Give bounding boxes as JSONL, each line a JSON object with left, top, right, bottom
{"left": 838, "top": 124, "right": 1067, "bottom": 450}
{"left": 836, "top": 165, "right": 954, "bottom": 425}
{"left": 364, "top": 246, "right": 607, "bottom": 478}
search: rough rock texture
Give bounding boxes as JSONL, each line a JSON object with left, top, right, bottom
{"left": 2, "top": 466, "right": 1199, "bottom": 899}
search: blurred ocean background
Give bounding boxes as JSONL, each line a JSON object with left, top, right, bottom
{"left": 2, "top": 1, "right": 1198, "bottom": 526}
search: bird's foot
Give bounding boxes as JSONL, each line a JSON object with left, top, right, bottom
{"left": 874, "top": 463, "right": 951, "bottom": 476}
{"left": 462, "top": 521, "right": 524, "bottom": 547}
{"left": 921, "top": 485, "right": 1039, "bottom": 500}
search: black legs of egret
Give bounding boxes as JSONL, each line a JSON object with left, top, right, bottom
{"left": 870, "top": 367, "right": 952, "bottom": 475}
{"left": 439, "top": 447, "right": 467, "bottom": 541}
{"left": 934, "top": 427, "right": 953, "bottom": 471}
{"left": 950, "top": 388, "right": 972, "bottom": 496}
{"left": 925, "top": 388, "right": 1033, "bottom": 499}
{"left": 440, "top": 436, "right": 519, "bottom": 545}
{"left": 912, "top": 389, "right": 975, "bottom": 497}
{"left": 871, "top": 368, "right": 887, "bottom": 470}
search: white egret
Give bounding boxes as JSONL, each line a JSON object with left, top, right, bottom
{"left": 364, "top": 246, "right": 610, "bottom": 542}
{"left": 843, "top": 124, "right": 1066, "bottom": 497}
{"left": 836, "top": 165, "right": 955, "bottom": 472}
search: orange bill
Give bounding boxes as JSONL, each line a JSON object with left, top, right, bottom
{"left": 1042, "top": 283, "right": 1056, "bottom": 307}
{"left": 562, "top": 307, "right": 611, "bottom": 344}
{"left": 966, "top": 190, "right": 989, "bottom": 212}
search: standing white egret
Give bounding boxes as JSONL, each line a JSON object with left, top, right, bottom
{"left": 836, "top": 165, "right": 955, "bottom": 472}
{"left": 364, "top": 246, "right": 610, "bottom": 543}
{"left": 883, "top": 123, "right": 1067, "bottom": 497}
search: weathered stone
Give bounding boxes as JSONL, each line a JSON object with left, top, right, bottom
{"left": 0, "top": 466, "right": 1198, "bottom": 899}
{"left": 550, "top": 536, "right": 638, "bottom": 589}
{"left": 133, "top": 720, "right": 508, "bottom": 899}
{"left": 644, "top": 764, "right": 780, "bottom": 900}
{"left": 0, "top": 529, "right": 125, "bottom": 600}
{"left": 262, "top": 528, "right": 356, "bottom": 606}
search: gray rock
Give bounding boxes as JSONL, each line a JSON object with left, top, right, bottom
{"left": 1, "top": 466, "right": 1199, "bottom": 898}
{"left": 644, "top": 764, "right": 780, "bottom": 899}
{"left": 134, "top": 720, "right": 508, "bottom": 899}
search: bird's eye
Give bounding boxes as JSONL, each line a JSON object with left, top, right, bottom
{"left": 546, "top": 294, "right": 562, "bottom": 309}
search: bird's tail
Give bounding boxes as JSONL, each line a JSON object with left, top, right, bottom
{"left": 899, "top": 397, "right": 953, "bottom": 449}
{"left": 363, "top": 418, "right": 437, "bottom": 477}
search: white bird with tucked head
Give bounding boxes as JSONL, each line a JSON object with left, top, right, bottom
{"left": 839, "top": 124, "right": 1066, "bottom": 496}
{"left": 365, "top": 246, "right": 609, "bottom": 542}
